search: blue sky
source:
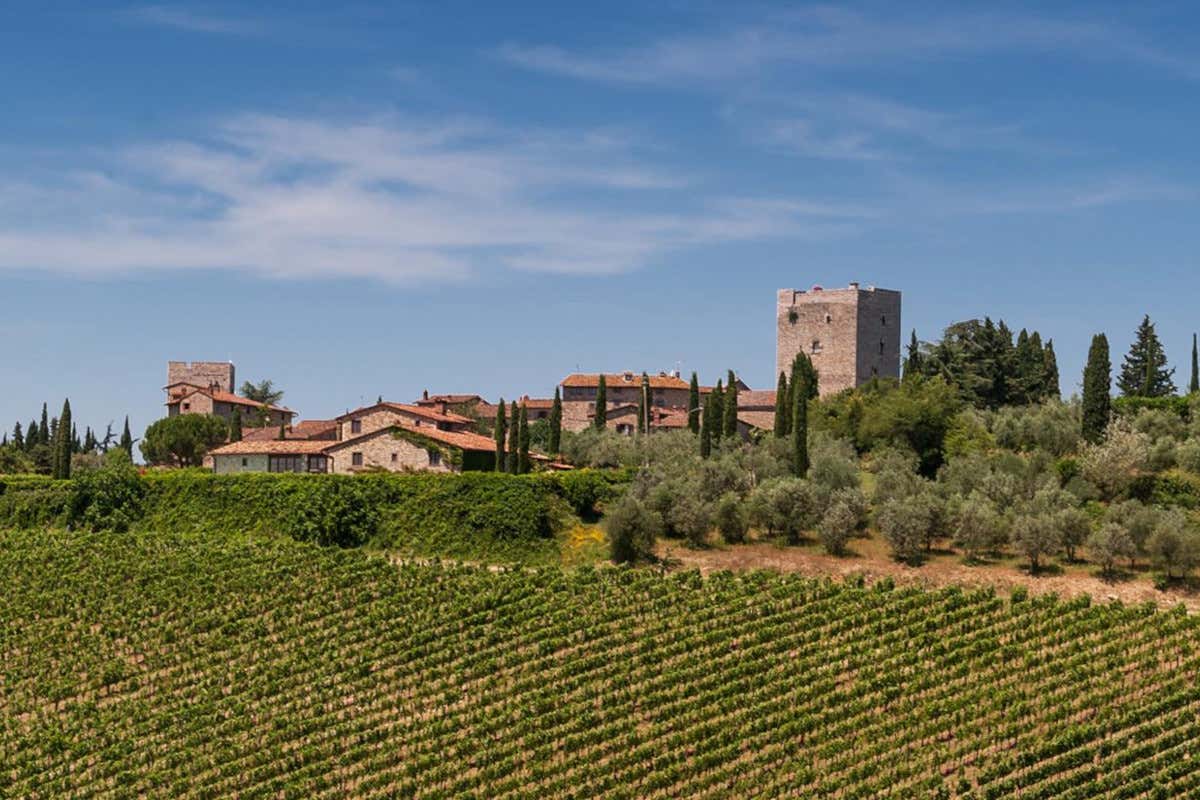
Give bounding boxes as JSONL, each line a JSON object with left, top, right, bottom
{"left": 3, "top": 1, "right": 1199, "bottom": 439}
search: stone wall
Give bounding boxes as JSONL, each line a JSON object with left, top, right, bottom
{"left": 167, "top": 392, "right": 215, "bottom": 418}
{"left": 854, "top": 288, "right": 902, "bottom": 385}
{"left": 212, "top": 453, "right": 268, "bottom": 474}
{"left": 167, "top": 361, "right": 235, "bottom": 393}
{"left": 326, "top": 430, "right": 451, "bottom": 474}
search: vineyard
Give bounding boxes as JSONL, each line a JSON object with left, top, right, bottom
{"left": 5, "top": 528, "right": 1200, "bottom": 798}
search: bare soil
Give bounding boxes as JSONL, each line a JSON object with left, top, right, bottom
{"left": 656, "top": 535, "right": 1200, "bottom": 613}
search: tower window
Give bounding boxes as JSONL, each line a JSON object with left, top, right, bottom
{"left": 825, "top": 313, "right": 832, "bottom": 324}
{"left": 881, "top": 315, "right": 887, "bottom": 326}
{"left": 880, "top": 340, "right": 886, "bottom": 354}
{"left": 812, "top": 340, "right": 823, "bottom": 354}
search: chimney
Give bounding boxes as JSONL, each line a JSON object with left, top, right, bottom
{"left": 438, "top": 401, "right": 448, "bottom": 415}
{"left": 848, "top": 281, "right": 859, "bottom": 290}
{"left": 423, "top": 389, "right": 429, "bottom": 401}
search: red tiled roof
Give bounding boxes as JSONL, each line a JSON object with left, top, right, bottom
{"left": 520, "top": 396, "right": 555, "bottom": 409}
{"left": 210, "top": 439, "right": 331, "bottom": 456}
{"left": 335, "top": 401, "right": 474, "bottom": 426}
{"left": 326, "top": 423, "right": 496, "bottom": 453}
{"left": 737, "top": 411, "right": 777, "bottom": 431}
{"left": 738, "top": 390, "right": 777, "bottom": 409}
{"left": 166, "top": 386, "right": 293, "bottom": 413}
{"left": 293, "top": 419, "right": 337, "bottom": 437}
{"left": 416, "top": 393, "right": 484, "bottom": 405}
{"left": 560, "top": 372, "right": 690, "bottom": 390}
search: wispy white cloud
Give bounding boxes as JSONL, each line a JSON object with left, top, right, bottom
{"left": 497, "top": 7, "right": 1200, "bottom": 84}
{"left": 123, "top": 5, "right": 263, "bottom": 36}
{"left": 0, "top": 114, "right": 867, "bottom": 283}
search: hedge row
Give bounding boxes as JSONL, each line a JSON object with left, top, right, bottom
{"left": 0, "top": 468, "right": 630, "bottom": 556}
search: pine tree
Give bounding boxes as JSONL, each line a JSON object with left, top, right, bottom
{"left": 687, "top": 372, "right": 701, "bottom": 434}
{"left": 39, "top": 403, "right": 49, "bottom": 445}
{"left": 54, "top": 399, "right": 72, "bottom": 479}
{"left": 594, "top": 375, "right": 607, "bottom": 429}
{"left": 119, "top": 417, "right": 133, "bottom": 457}
{"left": 637, "top": 373, "right": 649, "bottom": 435}
{"left": 1043, "top": 340, "right": 1061, "bottom": 400}
{"left": 507, "top": 401, "right": 519, "bottom": 473}
{"left": 1117, "top": 315, "right": 1176, "bottom": 397}
{"left": 493, "top": 400, "right": 507, "bottom": 472}
{"left": 711, "top": 381, "right": 725, "bottom": 443}
{"left": 548, "top": 388, "right": 562, "bottom": 455}
{"left": 1190, "top": 334, "right": 1199, "bottom": 395}
{"left": 903, "top": 330, "right": 923, "bottom": 380}
{"left": 1082, "top": 334, "right": 1111, "bottom": 444}
{"left": 699, "top": 394, "right": 715, "bottom": 458}
{"left": 790, "top": 359, "right": 809, "bottom": 477}
{"left": 722, "top": 370, "right": 739, "bottom": 439}
{"left": 518, "top": 405, "right": 531, "bottom": 474}
{"left": 230, "top": 409, "right": 243, "bottom": 442}
{"left": 773, "top": 372, "right": 789, "bottom": 438}
{"left": 11, "top": 422, "right": 23, "bottom": 450}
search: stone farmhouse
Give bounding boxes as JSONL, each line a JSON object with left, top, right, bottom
{"left": 165, "top": 361, "right": 294, "bottom": 428}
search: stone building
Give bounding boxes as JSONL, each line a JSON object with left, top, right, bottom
{"left": 167, "top": 361, "right": 236, "bottom": 394}
{"left": 776, "top": 283, "right": 901, "bottom": 397}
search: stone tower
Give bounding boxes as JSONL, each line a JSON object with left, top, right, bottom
{"left": 776, "top": 283, "right": 901, "bottom": 397}
{"left": 166, "top": 361, "right": 236, "bottom": 394}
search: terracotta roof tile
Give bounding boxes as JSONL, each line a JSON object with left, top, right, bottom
{"left": 326, "top": 423, "right": 496, "bottom": 453}
{"left": 738, "top": 390, "right": 777, "bottom": 409}
{"left": 166, "top": 386, "right": 292, "bottom": 413}
{"left": 560, "top": 373, "right": 690, "bottom": 390}
{"left": 210, "top": 439, "right": 331, "bottom": 456}
{"left": 335, "top": 401, "right": 473, "bottom": 425}
{"left": 737, "top": 411, "right": 777, "bottom": 431}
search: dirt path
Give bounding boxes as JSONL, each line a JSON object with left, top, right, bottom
{"left": 657, "top": 541, "right": 1200, "bottom": 613}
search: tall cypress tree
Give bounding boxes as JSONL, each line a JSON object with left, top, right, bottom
{"left": 594, "top": 375, "right": 607, "bottom": 430}
{"left": 71, "top": 424, "right": 80, "bottom": 454}
{"left": 119, "top": 417, "right": 134, "bottom": 457}
{"left": 790, "top": 360, "right": 809, "bottom": 477}
{"left": 903, "top": 330, "right": 923, "bottom": 380}
{"left": 83, "top": 427, "right": 96, "bottom": 453}
{"left": 1117, "top": 315, "right": 1176, "bottom": 397}
{"left": 229, "top": 409, "right": 243, "bottom": 442}
{"left": 25, "top": 420, "right": 37, "bottom": 452}
{"left": 39, "top": 403, "right": 49, "bottom": 445}
{"left": 1043, "top": 340, "right": 1061, "bottom": 400}
{"left": 637, "top": 373, "right": 649, "bottom": 435}
{"left": 11, "top": 422, "right": 23, "bottom": 450}
{"left": 791, "top": 353, "right": 819, "bottom": 402}
{"left": 493, "top": 399, "right": 507, "bottom": 472}
{"left": 1082, "top": 334, "right": 1112, "bottom": 444}
{"left": 54, "top": 399, "right": 72, "bottom": 479}
{"left": 507, "top": 401, "right": 520, "bottom": 473}
{"left": 687, "top": 372, "right": 701, "bottom": 434}
{"left": 1190, "top": 334, "right": 1199, "bottom": 395}
{"left": 518, "top": 405, "right": 531, "bottom": 474}
{"left": 699, "top": 394, "right": 715, "bottom": 458}
{"left": 710, "top": 381, "right": 725, "bottom": 443}
{"left": 722, "top": 370, "right": 739, "bottom": 439}
{"left": 773, "top": 372, "right": 789, "bottom": 438}
{"left": 548, "top": 388, "right": 562, "bottom": 455}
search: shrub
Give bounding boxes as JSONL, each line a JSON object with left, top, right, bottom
{"left": 1177, "top": 439, "right": 1200, "bottom": 474}
{"left": 991, "top": 402, "right": 1080, "bottom": 457}
{"left": 68, "top": 451, "right": 146, "bottom": 533}
{"left": 1146, "top": 510, "right": 1200, "bottom": 579}
{"left": 953, "top": 492, "right": 1007, "bottom": 560}
{"left": 713, "top": 492, "right": 748, "bottom": 544}
{"left": 1078, "top": 420, "right": 1150, "bottom": 500}
{"left": 667, "top": 494, "right": 713, "bottom": 548}
{"left": 747, "top": 478, "right": 818, "bottom": 544}
{"left": 1087, "top": 523, "right": 1135, "bottom": 577}
{"left": 808, "top": 434, "right": 860, "bottom": 494}
{"left": 818, "top": 501, "right": 857, "bottom": 556}
{"left": 606, "top": 494, "right": 662, "bottom": 564}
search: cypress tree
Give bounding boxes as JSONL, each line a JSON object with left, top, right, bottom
{"left": 903, "top": 330, "right": 923, "bottom": 380}
{"left": 494, "top": 400, "right": 507, "bottom": 472}
{"left": 791, "top": 353, "right": 819, "bottom": 402}
{"left": 1117, "top": 315, "right": 1176, "bottom": 397}
{"left": 1082, "top": 334, "right": 1112, "bottom": 444}
{"left": 83, "top": 427, "right": 96, "bottom": 453}
{"left": 39, "top": 403, "right": 49, "bottom": 445}
{"left": 518, "top": 405, "right": 531, "bottom": 474}
{"left": 11, "top": 422, "right": 23, "bottom": 451}
{"left": 699, "top": 394, "right": 715, "bottom": 458}
{"left": 1190, "top": 334, "right": 1199, "bottom": 395}
{"left": 119, "top": 417, "right": 133, "bottom": 457}
{"left": 548, "top": 388, "right": 562, "bottom": 455}
{"left": 594, "top": 375, "right": 607, "bottom": 429}
{"left": 507, "top": 401, "right": 520, "bottom": 473}
{"left": 773, "top": 372, "right": 789, "bottom": 438}
{"left": 687, "top": 372, "right": 701, "bottom": 434}
{"left": 790, "top": 360, "right": 809, "bottom": 477}
{"left": 54, "top": 399, "right": 72, "bottom": 479}
{"left": 25, "top": 420, "right": 37, "bottom": 452}
{"left": 637, "top": 373, "right": 649, "bottom": 435}
{"left": 229, "top": 409, "right": 243, "bottom": 442}
{"left": 722, "top": 370, "right": 739, "bottom": 439}
{"left": 711, "top": 381, "right": 725, "bottom": 443}
{"left": 1043, "top": 340, "right": 1061, "bottom": 400}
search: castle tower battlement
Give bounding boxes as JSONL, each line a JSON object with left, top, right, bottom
{"left": 167, "top": 361, "right": 236, "bottom": 394}
{"left": 776, "top": 283, "right": 901, "bottom": 397}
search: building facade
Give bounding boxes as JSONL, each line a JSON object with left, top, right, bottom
{"left": 776, "top": 283, "right": 901, "bottom": 397}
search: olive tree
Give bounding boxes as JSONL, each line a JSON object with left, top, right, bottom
{"left": 1087, "top": 523, "right": 1135, "bottom": 578}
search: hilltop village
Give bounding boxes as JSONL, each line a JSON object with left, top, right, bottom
{"left": 163, "top": 284, "right": 902, "bottom": 474}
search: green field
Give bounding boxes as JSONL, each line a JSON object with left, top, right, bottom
{"left": 5, "top": 528, "right": 1200, "bottom": 798}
